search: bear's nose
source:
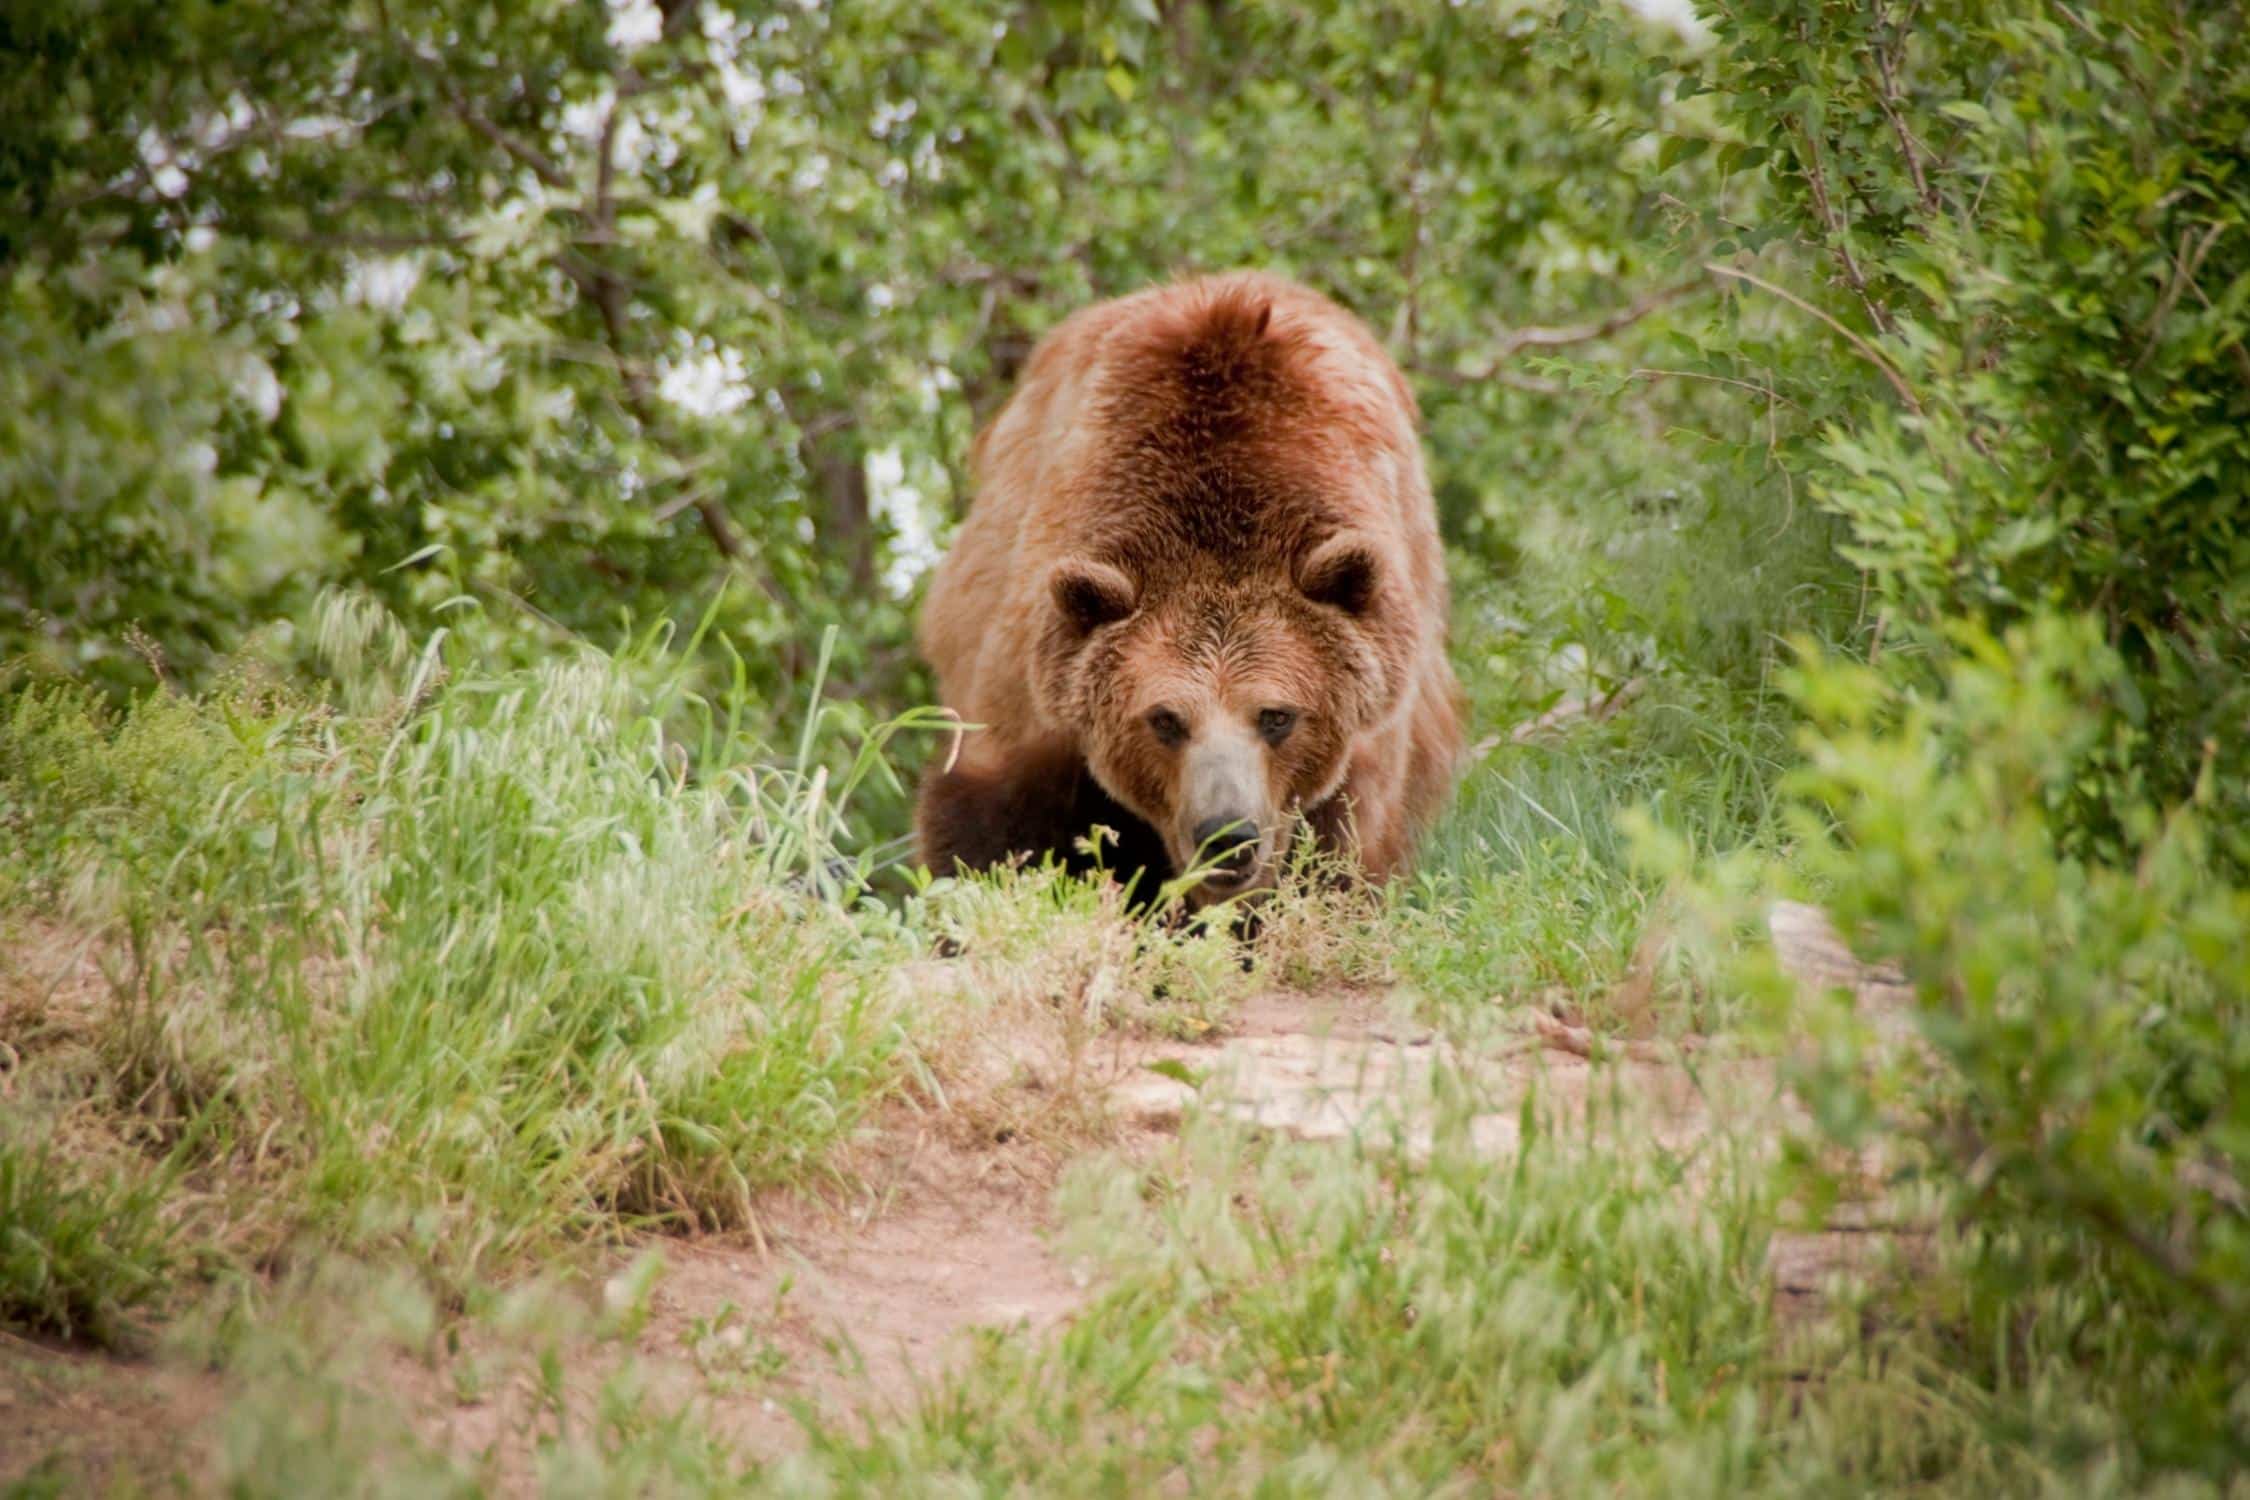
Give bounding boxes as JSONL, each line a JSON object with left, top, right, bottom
{"left": 1192, "top": 816, "right": 1260, "bottom": 875}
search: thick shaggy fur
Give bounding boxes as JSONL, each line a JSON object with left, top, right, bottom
{"left": 916, "top": 271, "right": 1464, "bottom": 896}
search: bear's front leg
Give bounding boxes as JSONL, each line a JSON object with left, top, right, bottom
{"left": 915, "top": 735, "right": 1175, "bottom": 897}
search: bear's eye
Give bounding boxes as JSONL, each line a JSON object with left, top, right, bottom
{"left": 1257, "top": 708, "right": 1299, "bottom": 745}
{"left": 1146, "top": 708, "right": 1189, "bottom": 748}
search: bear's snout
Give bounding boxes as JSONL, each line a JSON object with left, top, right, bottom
{"left": 1179, "top": 727, "right": 1274, "bottom": 896}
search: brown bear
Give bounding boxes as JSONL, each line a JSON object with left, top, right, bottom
{"left": 915, "top": 270, "right": 1463, "bottom": 905}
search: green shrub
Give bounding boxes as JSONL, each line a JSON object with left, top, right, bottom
{"left": 1769, "top": 616, "right": 2249, "bottom": 1480}
{"left": 1694, "top": 0, "right": 2250, "bottom": 842}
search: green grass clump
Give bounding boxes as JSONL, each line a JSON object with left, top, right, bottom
{"left": 0, "top": 599, "right": 920, "bottom": 1330}
{"left": 0, "top": 1139, "right": 173, "bottom": 1345}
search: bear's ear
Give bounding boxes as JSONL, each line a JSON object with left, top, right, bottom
{"left": 1050, "top": 559, "right": 1138, "bottom": 636}
{"left": 1297, "top": 535, "right": 1381, "bottom": 616}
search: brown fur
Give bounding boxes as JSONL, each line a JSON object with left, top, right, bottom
{"left": 916, "top": 271, "right": 1464, "bottom": 900}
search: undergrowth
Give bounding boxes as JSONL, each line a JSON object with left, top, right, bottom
{"left": 0, "top": 595, "right": 1414, "bottom": 1354}
{"left": 0, "top": 597, "right": 936, "bottom": 1340}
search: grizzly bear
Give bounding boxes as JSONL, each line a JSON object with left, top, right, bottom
{"left": 915, "top": 270, "right": 1463, "bottom": 905}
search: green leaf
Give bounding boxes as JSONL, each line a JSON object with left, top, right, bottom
{"left": 1143, "top": 1058, "right": 1203, "bottom": 1089}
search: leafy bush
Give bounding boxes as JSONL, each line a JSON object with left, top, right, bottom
{"left": 0, "top": 268, "right": 346, "bottom": 690}
{"left": 1694, "top": 0, "right": 2250, "bottom": 840}
{"left": 1593, "top": 0, "right": 2250, "bottom": 1475}
{"left": 1, "top": 0, "right": 1747, "bottom": 739}
{"left": 1764, "top": 617, "right": 2249, "bottom": 1480}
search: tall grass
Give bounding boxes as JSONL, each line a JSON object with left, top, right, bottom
{"left": 0, "top": 595, "right": 932, "bottom": 1337}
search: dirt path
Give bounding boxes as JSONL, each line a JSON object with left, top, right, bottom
{"left": 3, "top": 962, "right": 1898, "bottom": 1491}
{"left": 561, "top": 978, "right": 1789, "bottom": 1468}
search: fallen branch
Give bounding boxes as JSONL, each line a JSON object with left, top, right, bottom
{"left": 1767, "top": 900, "right": 1912, "bottom": 1005}
{"left": 1792, "top": 124, "right": 1894, "bottom": 336}
{"left": 1468, "top": 677, "right": 1646, "bottom": 759}
{"left": 1529, "top": 1011, "right": 1703, "bottom": 1063}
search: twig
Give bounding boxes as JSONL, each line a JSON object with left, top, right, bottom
{"left": 2181, "top": 265, "right": 2250, "bottom": 395}
{"left": 1392, "top": 63, "right": 1447, "bottom": 363}
{"left": 566, "top": 81, "right": 764, "bottom": 582}
{"left": 1504, "top": 676, "right": 1647, "bottom": 745}
{"left": 1415, "top": 362, "right": 1566, "bottom": 396}
{"left": 2134, "top": 222, "right": 2227, "bottom": 369}
{"left": 1529, "top": 1011, "right": 1703, "bottom": 1063}
{"left": 1705, "top": 262, "right": 1923, "bottom": 414}
{"left": 1793, "top": 124, "right": 1894, "bottom": 335}
{"left": 1476, "top": 276, "right": 1709, "bottom": 364}
{"left": 936, "top": 708, "right": 968, "bottom": 775}
{"left": 1869, "top": 1, "right": 1940, "bottom": 218}
{"left": 1628, "top": 367, "right": 1805, "bottom": 410}
{"left": 443, "top": 85, "right": 572, "bottom": 190}
{"left": 258, "top": 228, "right": 466, "bottom": 251}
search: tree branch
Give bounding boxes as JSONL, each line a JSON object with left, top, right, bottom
{"left": 1436, "top": 276, "right": 1709, "bottom": 385}
{"left": 1414, "top": 362, "right": 1565, "bottom": 396}
{"left": 443, "top": 84, "right": 572, "bottom": 190}
{"left": 1391, "top": 60, "right": 1448, "bottom": 363}
{"left": 1793, "top": 123, "right": 1894, "bottom": 336}
{"left": 1706, "top": 262, "right": 1922, "bottom": 414}
{"left": 559, "top": 90, "right": 765, "bottom": 582}
{"left": 2135, "top": 221, "right": 2227, "bottom": 370}
{"left": 258, "top": 227, "right": 466, "bottom": 251}
{"left": 1628, "top": 367, "right": 1805, "bottom": 410}
{"left": 1869, "top": 0, "right": 1939, "bottom": 219}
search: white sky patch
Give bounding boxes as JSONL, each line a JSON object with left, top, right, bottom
{"left": 607, "top": 0, "right": 664, "bottom": 52}
{"left": 345, "top": 255, "right": 422, "bottom": 313}
{"left": 870, "top": 97, "right": 917, "bottom": 139}
{"left": 699, "top": 8, "right": 768, "bottom": 145}
{"left": 719, "top": 58, "right": 767, "bottom": 116}
{"left": 558, "top": 82, "right": 651, "bottom": 174}
{"left": 561, "top": 90, "right": 610, "bottom": 145}
{"left": 867, "top": 445, "right": 942, "bottom": 599}
{"left": 614, "top": 109, "right": 652, "bottom": 173}
{"left": 189, "top": 94, "right": 257, "bottom": 151}
{"left": 233, "top": 353, "right": 284, "bottom": 422}
{"left": 657, "top": 346, "right": 755, "bottom": 417}
{"left": 1623, "top": 0, "right": 1710, "bottom": 43}
{"left": 282, "top": 115, "right": 356, "bottom": 141}
{"left": 455, "top": 334, "right": 506, "bottom": 395}
{"left": 137, "top": 128, "right": 190, "bottom": 198}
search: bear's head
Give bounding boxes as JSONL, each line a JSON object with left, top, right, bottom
{"left": 1036, "top": 532, "right": 1411, "bottom": 903}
